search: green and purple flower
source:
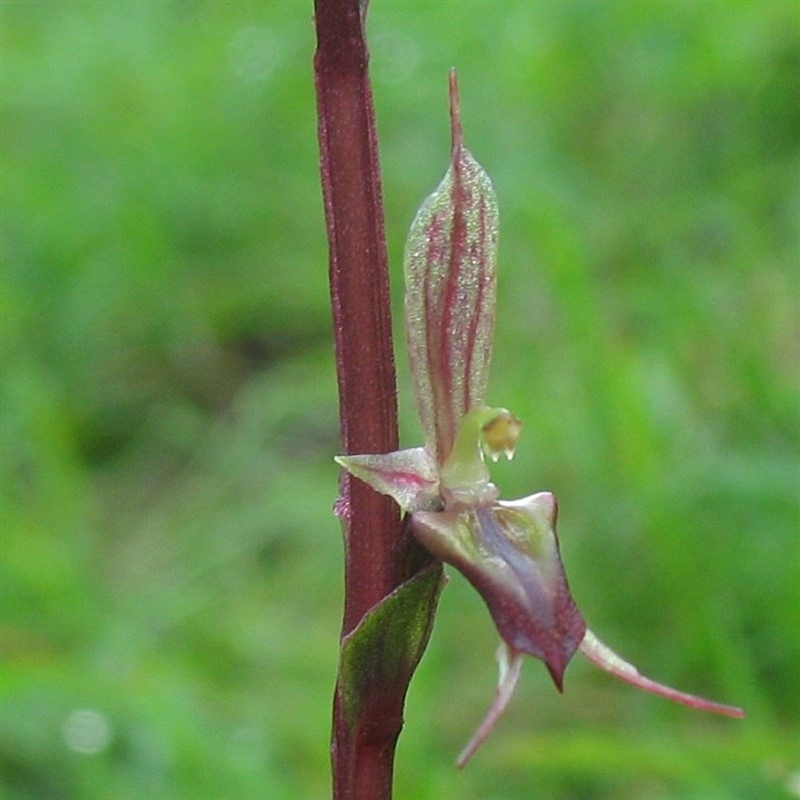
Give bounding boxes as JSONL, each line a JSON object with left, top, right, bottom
{"left": 336, "top": 71, "right": 744, "bottom": 766}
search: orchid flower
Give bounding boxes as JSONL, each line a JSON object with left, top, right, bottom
{"left": 336, "top": 71, "right": 744, "bottom": 767}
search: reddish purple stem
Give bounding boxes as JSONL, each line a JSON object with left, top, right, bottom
{"left": 313, "top": 2, "right": 431, "bottom": 798}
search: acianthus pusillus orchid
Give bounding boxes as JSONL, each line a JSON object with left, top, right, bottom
{"left": 336, "top": 72, "right": 744, "bottom": 767}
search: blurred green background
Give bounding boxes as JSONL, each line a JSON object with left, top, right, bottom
{"left": 1, "top": 1, "right": 798, "bottom": 798}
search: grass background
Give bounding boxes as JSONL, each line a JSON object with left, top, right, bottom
{"left": 1, "top": 1, "right": 798, "bottom": 798}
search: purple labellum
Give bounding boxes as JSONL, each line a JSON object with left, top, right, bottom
{"left": 412, "top": 492, "right": 586, "bottom": 690}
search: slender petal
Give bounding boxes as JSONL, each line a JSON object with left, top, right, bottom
{"left": 456, "top": 644, "right": 524, "bottom": 768}
{"left": 580, "top": 629, "right": 745, "bottom": 718}
{"left": 335, "top": 448, "right": 441, "bottom": 513}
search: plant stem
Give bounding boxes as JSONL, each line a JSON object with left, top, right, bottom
{"left": 313, "top": 0, "right": 399, "bottom": 649}
{"left": 314, "top": 2, "right": 429, "bottom": 798}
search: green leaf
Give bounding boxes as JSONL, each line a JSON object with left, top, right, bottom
{"left": 337, "top": 560, "right": 445, "bottom": 729}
